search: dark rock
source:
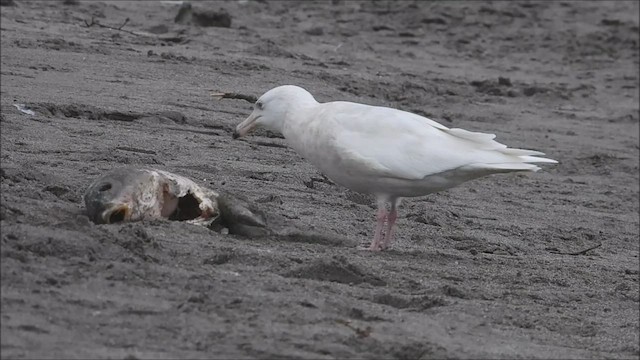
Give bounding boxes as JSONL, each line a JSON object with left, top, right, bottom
{"left": 175, "top": 2, "right": 193, "bottom": 24}
{"left": 189, "top": 11, "right": 219, "bottom": 26}
{"left": 421, "top": 17, "right": 447, "bottom": 25}
{"left": 304, "top": 26, "right": 324, "bottom": 36}
{"left": 175, "top": 2, "right": 232, "bottom": 28}
{"left": 498, "top": 76, "right": 512, "bottom": 86}
{"left": 601, "top": 19, "right": 622, "bottom": 26}
{"left": 372, "top": 25, "right": 394, "bottom": 31}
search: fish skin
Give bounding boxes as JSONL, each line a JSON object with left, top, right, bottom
{"left": 84, "top": 167, "right": 217, "bottom": 225}
{"left": 84, "top": 167, "right": 272, "bottom": 237}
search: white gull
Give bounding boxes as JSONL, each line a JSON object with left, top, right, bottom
{"left": 233, "top": 85, "right": 557, "bottom": 251}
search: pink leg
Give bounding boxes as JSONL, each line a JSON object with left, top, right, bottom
{"left": 380, "top": 205, "right": 398, "bottom": 250}
{"left": 368, "top": 206, "right": 387, "bottom": 251}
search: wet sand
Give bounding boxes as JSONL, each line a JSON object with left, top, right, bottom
{"left": 1, "top": 1, "right": 639, "bottom": 358}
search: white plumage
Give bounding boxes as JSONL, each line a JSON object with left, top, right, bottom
{"left": 233, "top": 85, "right": 557, "bottom": 250}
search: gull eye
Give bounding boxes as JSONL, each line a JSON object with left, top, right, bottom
{"left": 256, "top": 101, "right": 264, "bottom": 110}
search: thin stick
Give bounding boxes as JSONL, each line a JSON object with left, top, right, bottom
{"left": 83, "top": 17, "right": 142, "bottom": 37}
{"left": 210, "top": 92, "right": 258, "bottom": 104}
{"left": 335, "top": 319, "right": 372, "bottom": 338}
{"left": 550, "top": 242, "right": 602, "bottom": 256}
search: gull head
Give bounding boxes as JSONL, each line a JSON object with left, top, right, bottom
{"left": 233, "top": 85, "right": 317, "bottom": 139}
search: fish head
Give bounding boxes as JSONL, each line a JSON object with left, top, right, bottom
{"left": 84, "top": 167, "right": 157, "bottom": 224}
{"left": 84, "top": 167, "right": 219, "bottom": 225}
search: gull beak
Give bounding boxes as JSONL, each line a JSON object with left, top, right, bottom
{"left": 233, "top": 113, "right": 261, "bottom": 139}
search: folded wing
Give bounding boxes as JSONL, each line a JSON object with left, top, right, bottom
{"left": 330, "top": 103, "right": 557, "bottom": 181}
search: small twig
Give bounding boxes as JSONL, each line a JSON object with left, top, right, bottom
{"left": 335, "top": 319, "right": 372, "bottom": 338}
{"left": 115, "top": 146, "right": 157, "bottom": 155}
{"left": 117, "top": 18, "right": 129, "bottom": 30}
{"left": 210, "top": 92, "right": 258, "bottom": 104}
{"left": 83, "top": 16, "right": 142, "bottom": 37}
{"left": 549, "top": 242, "right": 602, "bottom": 256}
{"left": 164, "top": 126, "right": 222, "bottom": 136}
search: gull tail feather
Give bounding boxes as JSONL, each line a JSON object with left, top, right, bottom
{"left": 446, "top": 129, "right": 559, "bottom": 165}
{"left": 447, "top": 128, "right": 497, "bottom": 142}
{"left": 462, "top": 149, "right": 557, "bottom": 175}
{"left": 517, "top": 155, "right": 558, "bottom": 164}
{"left": 499, "top": 148, "right": 546, "bottom": 156}
{"left": 444, "top": 127, "right": 558, "bottom": 172}
{"left": 499, "top": 147, "right": 558, "bottom": 165}
{"left": 461, "top": 162, "right": 542, "bottom": 174}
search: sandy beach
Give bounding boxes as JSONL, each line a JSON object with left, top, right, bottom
{"left": 1, "top": 1, "right": 638, "bottom": 358}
